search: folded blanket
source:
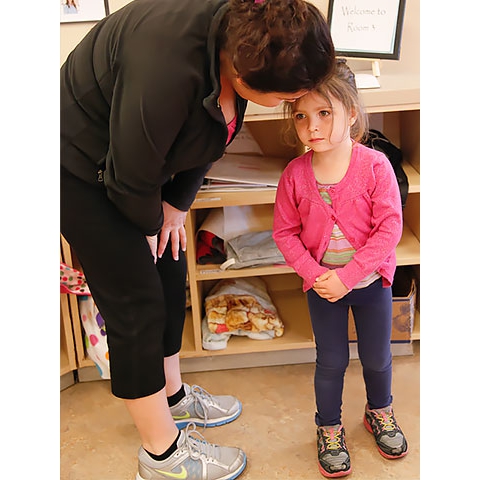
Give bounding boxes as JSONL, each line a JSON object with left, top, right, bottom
{"left": 204, "top": 277, "right": 284, "bottom": 338}
{"left": 220, "top": 230, "right": 285, "bottom": 270}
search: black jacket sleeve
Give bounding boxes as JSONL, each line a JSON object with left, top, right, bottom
{"left": 161, "top": 163, "right": 213, "bottom": 212}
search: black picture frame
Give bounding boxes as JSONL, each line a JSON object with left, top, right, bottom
{"left": 327, "top": 0, "right": 406, "bottom": 60}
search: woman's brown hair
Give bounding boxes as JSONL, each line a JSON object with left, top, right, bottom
{"left": 219, "top": 0, "right": 335, "bottom": 93}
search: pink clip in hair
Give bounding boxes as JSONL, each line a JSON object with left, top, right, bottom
{"left": 254, "top": 0, "right": 265, "bottom": 4}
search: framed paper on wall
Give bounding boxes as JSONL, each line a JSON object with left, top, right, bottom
{"left": 327, "top": 0, "right": 406, "bottom": 60}
{"left": 60, "top": 0, "right": 109, "bottom": 24}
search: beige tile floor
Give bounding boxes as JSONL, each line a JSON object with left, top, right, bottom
{"left": 61, "top": 342, "right": 420, "bottom": 480}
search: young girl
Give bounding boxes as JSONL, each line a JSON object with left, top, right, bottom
{"left": 273, "top": 59, "right": 408, "bottom": 478}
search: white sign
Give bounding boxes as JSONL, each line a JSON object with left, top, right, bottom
{"left": 327, "top": 0, "right": 406, "bottom": 59}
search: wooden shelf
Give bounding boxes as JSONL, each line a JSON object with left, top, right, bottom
{"left": 192, "top": 189, "right": 277, "bottom": 209}
{"left": 357, "top": 73, "right": 420, "bottom": 113}
{"left": 60, "top": 238, "right": 79, "bottom": 377}
{"left": 397, "top": 225, "right": 420, "bottom": 266}
{"left": 182, "top": 273, "right": 419, "bottom": 359}
{"left": 61, "top": 235, "right": 96, "bottom": 372}
{"left": 183, "top": 277, "right": 315, "bottom": 359}
{"left": 195, "top": 263, "right": 292, "bottom": 281}
{"left": 244, "top": 72, "right": 419, "bottom": 121}
{"left": 60, "top": 305, "right": 77, "bottom": 376}
{"left": 403, "top": 161, "right": 420, "bottom": 193}
{"left": 192, "top": 221, "right": 418, "bottom": 282}
{"left": 193, "top": 156, "right": 420, "bottom": 211}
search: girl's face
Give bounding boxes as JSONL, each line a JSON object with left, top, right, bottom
{"left": 292, "top": 91, "right": 355, "bottom": 153}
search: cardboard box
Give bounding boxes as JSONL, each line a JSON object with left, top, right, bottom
{"left": 348, "top": 270, "right": 416, "bottom": 344}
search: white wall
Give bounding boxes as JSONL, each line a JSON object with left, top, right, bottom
{"left": 60, "top": 0, "right": 419, "bottom": 77}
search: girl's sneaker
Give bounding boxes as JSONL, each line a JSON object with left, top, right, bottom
{"left": 363, "top": 404, "right": 408, "bottom": 459}
{"left": 136, "top": 423, "right": 247, "bottom": 480}
{"left": 170, "top": 383, "right": 242, "bottom": 429}
{"left": 317, "top": 424, "right": 352, "bottom": 478}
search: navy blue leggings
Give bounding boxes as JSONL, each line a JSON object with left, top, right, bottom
{"left": 307, "top": 278, "right": 393, "bottom": 426}
{"left": 61, "top": 167, "right": 187, "bottom": 399}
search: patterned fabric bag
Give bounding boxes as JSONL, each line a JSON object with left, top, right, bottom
{"left": 77, "top": 296, "right": 110, "bottom": 379}
{"left": 60, "top": 262, "right": 110, "bottom": 379}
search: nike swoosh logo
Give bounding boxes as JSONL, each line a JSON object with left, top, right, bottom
{"left": 172, "top": 412, "right": 191, "bottom": 420}
{"left": 154, "top": 465, "right": 188, "bottom": 479}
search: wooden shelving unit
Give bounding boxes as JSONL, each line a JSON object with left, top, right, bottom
{"left": 60, "top": 235, "right": 96, "bottom": 380}
{"left": 60, "top": 236, "right": 80, "bottom": 389}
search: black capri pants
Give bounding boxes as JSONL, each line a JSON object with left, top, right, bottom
{"left": 60, "top": 167, "right": 187, "bottom": 399}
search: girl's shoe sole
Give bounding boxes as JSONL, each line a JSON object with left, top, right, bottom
{"left": 318, "top": 462, "right": 352, "bottom": 478}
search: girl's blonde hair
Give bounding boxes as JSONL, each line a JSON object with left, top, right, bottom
{"left": 283, "top": 59, "right": 368, "bottom": 146}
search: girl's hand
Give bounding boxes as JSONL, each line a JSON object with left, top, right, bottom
{"left": 313, "top": 270, "right": 350, "bottom": 302}
{"left": 157, "top": 201, "right": 187, "bottom": 261}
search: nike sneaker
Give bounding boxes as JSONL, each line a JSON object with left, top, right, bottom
{"left": 136, "top": 423, "right": 246, "bottom": 480}
{"left": 170, "top": 384, "right": 242, "bottom": 429}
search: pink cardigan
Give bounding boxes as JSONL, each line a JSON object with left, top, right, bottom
{"left": 273, "top": 143, "right": 403, "bottom": 292}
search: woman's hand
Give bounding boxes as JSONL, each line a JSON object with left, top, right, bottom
{"left": 145, "top": 202, "right": 187, "bottom": 263}
{"left": 313, "top": 270, "right": 350, "bottom": 302}
{"left": 158, "top": 201, "right": 187, "bottom": 260}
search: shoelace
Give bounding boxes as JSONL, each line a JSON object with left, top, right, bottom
{"left": 183, "top": 422, "right": 217, "bottom": 460}
{"left": 322, "top": 427, "right": 343, "bottom": 450}
{"left": 190, "top": 385, "right": 216, "bottom": 428}
{"left": 373, "top": 409, "right": 396, "bottom": 432}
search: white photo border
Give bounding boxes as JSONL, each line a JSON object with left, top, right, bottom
{"left": 327, "top": 0, "right": 406, "bottom": 60}
{"left": 60, "top": 0, "right": 109, "bottom": 24}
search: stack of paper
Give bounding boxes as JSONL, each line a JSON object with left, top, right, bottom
{"left": 202, "top": 153, "right": 289, "bottom": 191}
{"left": 201, "top": 123, "right": 289, "bottom": 191}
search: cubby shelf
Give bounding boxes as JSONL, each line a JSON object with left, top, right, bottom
{"left": 184, "top": 102, "right": 420, "bottom": 366}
